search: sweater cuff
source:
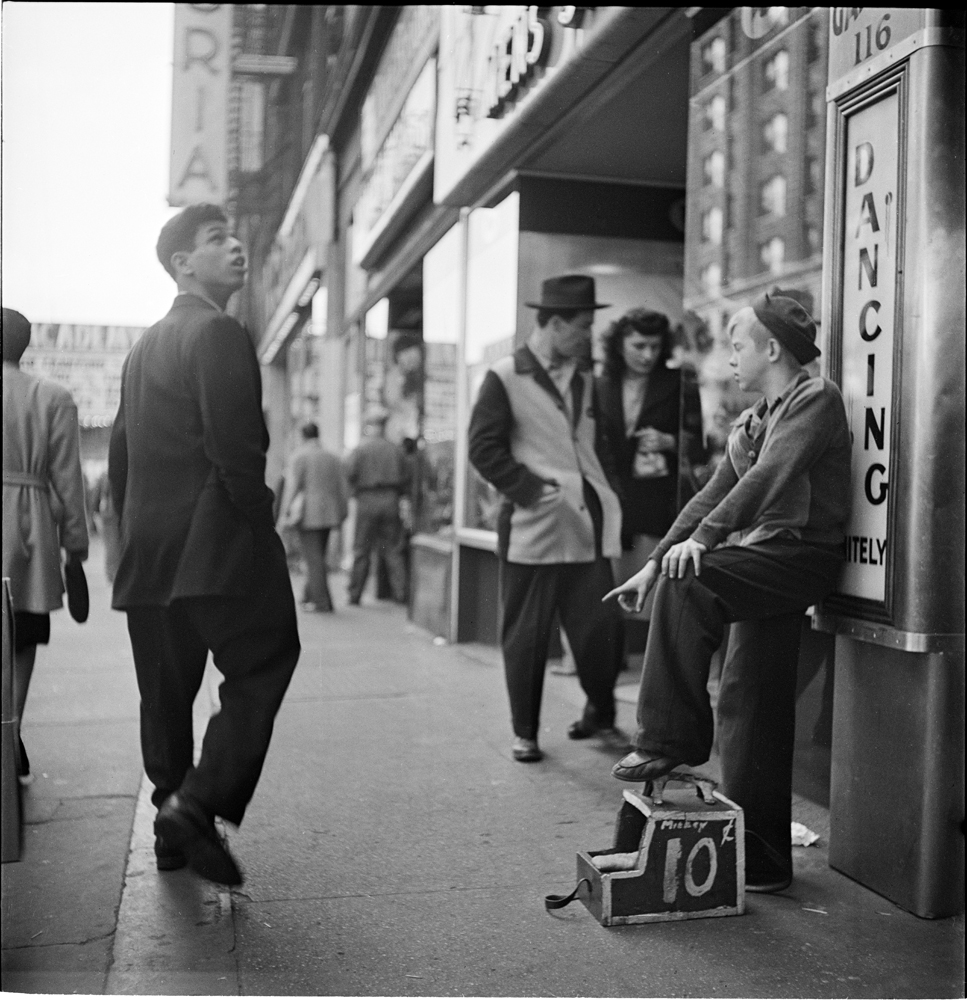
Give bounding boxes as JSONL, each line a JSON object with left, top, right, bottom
{"left": 691, "top": 524, "right": 722, "bottom": 551}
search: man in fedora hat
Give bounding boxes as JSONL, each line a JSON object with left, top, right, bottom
{"left": 469, "top": 274, "right": 628, "bottom": 764}
{"left": 605, "top": 291, "right": 851, "bottom": 893}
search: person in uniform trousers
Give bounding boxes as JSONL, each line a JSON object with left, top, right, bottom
{"left": 606, "top": 292, "right": 851, "bottom": 893}
{"left": 344, "top": 407, "right": 409, "bottom": 605}
{"left": 468, "top": 274, "right": 629, "bottom": 764}
{"left": 109, "top": 203, "right": 301, "bottom": 886}
{"left": 596, "top": 308, "right": 706, "bottom": 653}
{"left": 2, "top": 307, "right": 90, "bottom": 784}
{"left": 277, "top": 420, "right": 348, "bottom": 612}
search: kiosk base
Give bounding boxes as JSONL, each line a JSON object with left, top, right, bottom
{"left": 830, "top": 637, "right": 965, "bottom": 918}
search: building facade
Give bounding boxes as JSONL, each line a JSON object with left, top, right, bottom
{"left": 203, "top": 4, "right": 963, "bottom": 918}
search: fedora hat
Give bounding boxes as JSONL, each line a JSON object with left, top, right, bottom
{"left": 525, "top": 274, "right": 610, "bottom": 311}
{"left": 752, "top": 291, "right": 820, "bottom": 364}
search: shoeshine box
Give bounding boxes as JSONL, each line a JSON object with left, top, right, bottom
{"left": 577, "top": 782, "right": 745, "bottom": 925}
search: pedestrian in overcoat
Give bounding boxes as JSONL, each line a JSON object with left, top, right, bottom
{"left": 2, "top": 307, "right": 89, "bottom": 783}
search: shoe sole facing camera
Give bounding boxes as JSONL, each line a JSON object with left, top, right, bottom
{"left": 156, "top": 797, "right": 243, "bottom": 886}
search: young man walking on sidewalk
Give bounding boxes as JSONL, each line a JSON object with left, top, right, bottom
{"left": 606, "top": 292, "right": 851, "bottom": 892}
{"left": 469, "top": 274, "right": 627, "bottom": 763}
{"left": 109, "top": 204, "right": 301, "bottom": 886}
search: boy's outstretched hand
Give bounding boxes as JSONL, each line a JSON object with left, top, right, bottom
{"left": 603, "top": 560, "right": 660, "bottom": 614}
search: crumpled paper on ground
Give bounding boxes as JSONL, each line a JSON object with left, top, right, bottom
{"left": 791, "top": 821, "right": 820, "bottom": 846}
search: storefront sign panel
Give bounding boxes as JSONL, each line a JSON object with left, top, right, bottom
{"left": 169, "top": 3, "right": 232, "bottom": 206}
{"left": 837, "top": 89, "right": 899, "bottom": 604}
{"left": 435, "top": 6, "right": 598, "bottom": 205}
{"left": 827, "top": 8, "right": 923, "bottom": 87}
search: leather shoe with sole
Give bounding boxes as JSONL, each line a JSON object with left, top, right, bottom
{"left": 154, "top": 834, "right": 187, "bottom": 872}
{"left": 611, "top": 750, "right": 682, "bottom": 783}
{"left": 512, "top": 737, "right": 544, "bottom": 762}
{"left": 155, "top": 793, "right": 243, "bottom": 886}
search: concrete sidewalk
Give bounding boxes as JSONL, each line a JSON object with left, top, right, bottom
{"left": 2, "top": 537, "right": 964, "bottom": 996}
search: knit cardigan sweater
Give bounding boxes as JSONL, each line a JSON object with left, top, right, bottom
{"left": 650, "top": 369, "right": 851, "bottom": 563}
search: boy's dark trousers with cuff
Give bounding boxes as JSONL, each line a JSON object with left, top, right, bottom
{"left": 634, "top": 538, "right": 843, "bottom": 878}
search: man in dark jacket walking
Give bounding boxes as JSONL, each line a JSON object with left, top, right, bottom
{"left": 109, "top": 203, "right": 301, "bottom": 886}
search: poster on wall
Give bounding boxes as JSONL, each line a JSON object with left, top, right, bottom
{"left": 836, "top": 89, "right": 899, "bottom": 605}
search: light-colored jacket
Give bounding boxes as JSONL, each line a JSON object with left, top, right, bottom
{"left": 468, "top": 346, "right": 622, "bottom": 564}
{"left": 279, "top": 441, "right": 348, "bottom": 529}
{"left": 2, "top": 362, "right": 89, "bottom": 613}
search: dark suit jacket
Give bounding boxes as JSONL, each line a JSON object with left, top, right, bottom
{"left": 109, "top": 294, "right": 276, "bottom": 608}
{"left": 596, "top": 365, "right": 706, "bottom": 541}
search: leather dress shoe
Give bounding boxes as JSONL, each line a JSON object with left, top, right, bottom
{"left": 568, "top": 720, "right": 633, "bottom": 751}
{"left": 512, "top": 737, "right": 544, "bottom": 762}
{"left": 154, "top": 834, "right": 187, "bottom": 871}
{"left": 611, "top": 750, "right": 682, "bottom": 783}
{"left": 155, "top": 793, "right": 243, "bottom": 886}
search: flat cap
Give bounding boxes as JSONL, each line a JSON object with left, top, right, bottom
{"left": 752, "top": 291, "right": 820, "bottom": 364}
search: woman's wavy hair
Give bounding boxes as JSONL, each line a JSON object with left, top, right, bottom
{"left": 600, "top": 308, "right": 673, "bottom": 378}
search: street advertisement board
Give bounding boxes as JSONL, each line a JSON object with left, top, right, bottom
{"left": 836, "top": 91, "right": 898, "bottom": 604}
{"left": 169, "top": 3, "right": 232, "bottom": 206}
{"left": 20, "top": 325, "right": 145, "bottom": 427}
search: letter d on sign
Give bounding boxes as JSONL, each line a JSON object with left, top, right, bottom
{"left": 855, "top": 142, "right": 874, "bottom": 186}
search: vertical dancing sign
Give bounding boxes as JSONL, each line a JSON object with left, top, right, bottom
{"left": 169, "top": 4, "right": 231, "bottom": 206}
{"left": 838, "top": 91, "right": 899, "bottom": 603}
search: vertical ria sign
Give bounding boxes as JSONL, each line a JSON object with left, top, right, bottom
{"left": 838, "top": 91, "right": 899, "bottom": 603}
{"left": 169, "top": 4, "right": 231, "bottom": 206}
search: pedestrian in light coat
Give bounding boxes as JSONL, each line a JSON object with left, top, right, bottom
{"left": 109, "top": 203, "right": 301, "bottom": 887}
{"left": 2, "top": 307, "right": 89, "bottom": 783}
{"left": 277, "top": 421, "right": 348, "bottom": 612}
{"left": 468, "top": 274, "right": 628, "bottom": 764}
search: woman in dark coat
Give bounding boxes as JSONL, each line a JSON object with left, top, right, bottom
{"left": 596, "top": 308, "right": 706, "bottom": 628}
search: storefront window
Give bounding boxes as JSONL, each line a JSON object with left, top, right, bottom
{"left": 463, "top": 191, "right": 520, "bottom": 532}
{"left": 419, "top": 225, "right": 461, "bottom": 537}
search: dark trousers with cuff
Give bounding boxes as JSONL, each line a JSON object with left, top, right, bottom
{"left": 500, "top": 557, "right": 624, "bottom": 740}
{"left": 634, "top": 539, "right": 842, "bottom": 877}
{"left": 348, "top": 490, "right": 407, "bottom": 603}
{"left": 298, "top": 527, "right": 333, "bottom": 611}
{"left": 125, "top": 536, "right": 300, "bottom": 826}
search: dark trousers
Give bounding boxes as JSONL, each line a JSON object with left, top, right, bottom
{"left": 634, "top": 539, "right": 842, "bottom": 875}
{"left": 125, "top": 535, "right": 300, "bottom": 826}
{"left": 500, "top": 558, "right": 625, "bottom": 740}
{"left": 348, "top": 491, "right": 407, "bottom": 603}
{"left": 298, "top": 527, "right": 333, "bottom": 611}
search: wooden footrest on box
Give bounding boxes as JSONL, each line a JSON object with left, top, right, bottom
{"left": 550, "top": 773, "right": 745, "bottom": 926}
